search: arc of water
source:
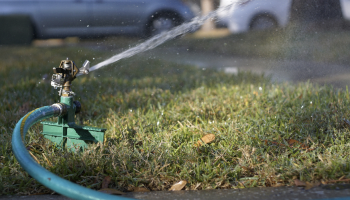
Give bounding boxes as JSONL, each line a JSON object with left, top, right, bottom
{"left": 86, "top": 0, "right": 247, "bottom": 74}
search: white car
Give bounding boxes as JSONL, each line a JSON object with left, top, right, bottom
{"left": 341, "top": 0, "right": 350, "bottom": 21}
{"left": 0, "top": 0, "right": 195, "bottom": 39}
{"left": 218, "top": 0, "right": 293, "bottom": 33}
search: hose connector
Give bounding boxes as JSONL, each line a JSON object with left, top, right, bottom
{"left": 51, "top": 103, "right": 68, "bottom": 117}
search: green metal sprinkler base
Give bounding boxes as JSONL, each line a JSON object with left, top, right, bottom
{"left": 40, "top": 96, "right": 106, "bottom": 150}
{"left": 41, "top": 121, "right": 106, "bottom": 150}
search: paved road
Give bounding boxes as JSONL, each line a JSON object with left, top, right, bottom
{"left": 125, "top": 185, "right": 350, "bottom": 200}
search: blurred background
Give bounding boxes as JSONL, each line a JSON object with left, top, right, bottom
{"left": 0, "top": 0, "right": 348, "bottom": 44}
{"left": 1, "top": 0, "right": 350, "bottom": 88}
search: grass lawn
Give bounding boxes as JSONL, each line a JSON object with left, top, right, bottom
{"left": 1, "top": 33, "right": 350, "bottom": 195}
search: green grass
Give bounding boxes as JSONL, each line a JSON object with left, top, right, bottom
{"left": 1, "top": 41, "right": 350, "bottom": 195}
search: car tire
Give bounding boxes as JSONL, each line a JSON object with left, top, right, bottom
{"left": 147, "top": 12, "right": 182, "bottom": 37}
{"left": 250, "top": 14, "right": 278, "bottom": 31}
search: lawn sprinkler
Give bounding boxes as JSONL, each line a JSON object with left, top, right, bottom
{"left": 40, "top": 59, "right": 106, "bottom": 150}
{"left": 12, "top": 59, "right": 134, "bottom": 200}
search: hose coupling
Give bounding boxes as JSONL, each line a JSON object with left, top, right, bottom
{"left": 51, "top": 103, "right": 68, "bottom": 117}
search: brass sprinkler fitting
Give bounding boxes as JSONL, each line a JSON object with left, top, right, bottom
{"left": 51, "top": 59, "right": 90, "bottom": 96}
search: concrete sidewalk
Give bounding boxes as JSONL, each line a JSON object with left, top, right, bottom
{"left": 2, "top": 184, "right": 350, "bottom": 200}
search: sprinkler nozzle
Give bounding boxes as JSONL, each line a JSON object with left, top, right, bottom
{"left": 78, "top": 60, "right": 90, "bottom": 75}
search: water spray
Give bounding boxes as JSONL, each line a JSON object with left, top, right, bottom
{"left": 87, "top": 0, "right": 248, "bottom": 73}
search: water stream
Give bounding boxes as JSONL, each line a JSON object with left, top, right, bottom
{"left": 85, "top": 0, "right": 248, "bottom": 74}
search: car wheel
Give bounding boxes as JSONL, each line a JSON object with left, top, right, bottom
{"left": 250, "top": 14, "right": 277, "bottom": 31}
{"left": 147, "top": 13, "right": 182, "bottom": 37}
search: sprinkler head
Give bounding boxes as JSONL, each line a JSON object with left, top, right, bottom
{"left": 51, "top": 59, "right": 90, "bottom": 96}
